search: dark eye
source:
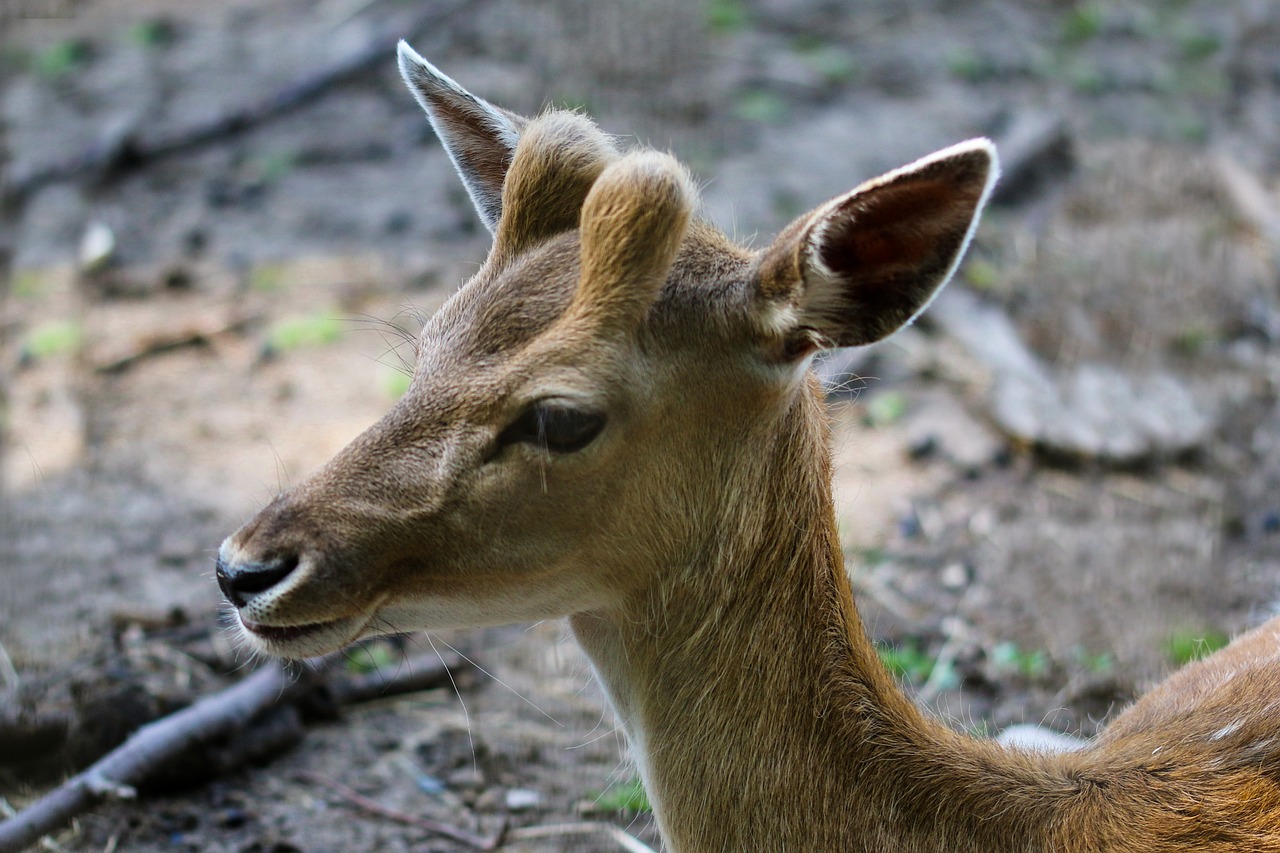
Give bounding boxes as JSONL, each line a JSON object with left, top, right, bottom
{"left": 498, "top": 403, "right": 606, "bottom": 454}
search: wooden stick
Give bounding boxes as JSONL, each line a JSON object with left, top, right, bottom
{"left": 0, "top": 650, "right": 472, "bottom": 851}
{"left": 0, "top": 662, "right": 311, "bottom": 853}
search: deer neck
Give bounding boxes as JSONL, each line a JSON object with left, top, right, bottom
{"left": 569, "top": 381, "right": 1064, "bottom": 852}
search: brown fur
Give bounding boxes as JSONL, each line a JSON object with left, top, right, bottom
{"left": 215, "top": 48, "right": 1280, "bottom": 851}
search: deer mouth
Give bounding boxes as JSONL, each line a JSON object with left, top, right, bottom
{"left": 239, "top": 614, "right": 368, "bottom": 658}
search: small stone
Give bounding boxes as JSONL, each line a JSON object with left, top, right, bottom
{"left": 79, "top": 220, "right": 116, "bottom": 271}
{"left": 939, "top": 563, "right": 971, "bottom": 591}
{"left": 505, "top": 788, "right": 541, "bottom": 811}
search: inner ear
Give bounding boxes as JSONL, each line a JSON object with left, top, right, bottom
{"left": 757, "top": 139, "right": 999, "bottom": 354}
{"left": 397, "top": 41, "right": 527, "bottom": 234}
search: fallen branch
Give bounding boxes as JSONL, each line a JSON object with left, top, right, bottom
{"left": 7, "top": 0, "right": 491, "bottom": 202}
{"left": 0, "top": 662, "right": 309, "bottom": 853}
{"left": 0, "top": 650, "right": 472, "bottom": 852}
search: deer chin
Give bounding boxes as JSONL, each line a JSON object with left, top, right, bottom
{"left": 236, "top": 612, "right": 374, "bottom": 659}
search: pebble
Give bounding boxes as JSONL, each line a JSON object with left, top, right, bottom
{"left": 505, "top": 788, "right": 542, "bottom": 811}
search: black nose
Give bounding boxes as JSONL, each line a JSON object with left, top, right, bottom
{"left": 215, "top": 553, "right": 299, "bottom": 608}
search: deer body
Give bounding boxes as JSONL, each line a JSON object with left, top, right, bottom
{"left": 216, "top": 44, "right": 1280, "bottom": 851}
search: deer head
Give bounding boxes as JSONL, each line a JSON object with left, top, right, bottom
{"left": 216, "top": 42, "right": 996, "bottom": 661}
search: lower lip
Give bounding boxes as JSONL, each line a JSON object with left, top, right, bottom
{"left": 241, "top": 619, "right": 333, "bottom": 642}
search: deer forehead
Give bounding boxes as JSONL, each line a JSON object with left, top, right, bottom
{"left": 416, "top": 228, "right": 758, "bottom": 404}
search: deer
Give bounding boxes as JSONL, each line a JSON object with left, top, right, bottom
{"left": 214, "top": 42, "right": 1280, "bottom": 851}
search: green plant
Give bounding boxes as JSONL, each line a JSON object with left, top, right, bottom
{"left": 128, "top": 19, "right": 174, "bottom": 49}
{"left": 963, "top": 257, "right": 1002, "bottom": 294}
{"left": 1069, "top": 646, "right": 1114, "bottom": 676}
{"left": 877, "top": 639, "right": 936, "bottom": 684}
{"left": 345, "top": 643, "right": 397, "bottom": 673}
{"left": 946, "top": 47, "right": 996, "bottom": 84}
{"left": 733, "top": 89, "right": 787, "bottom": 125}
{"left": 1165, "top": 630, "right": 1229, "bottom": 666}
{"left": 252, "top": 150, "right": 298, "bottom": 184}
{"left": 1178, "top": 31, "right": 1221, "bottom": 61}
{"left": 706, "top": 0, "right": 748, "bottom": 34}
{"left": 796, "top": 44, "right": 860, "bottom": 85}
{"left": 1061, "top": 3, "right": 1104, "bottom": 45}
{"left": 595, "top": 776, "right": 651, "bottom": 813}
{"left": 990, "top": 641, "right": 1049, "bottom": 680}
{"left": 22, "top": 320, "right": 81, "bottom": 360}
{"left": 249, "top": 263, "right": 287, "bottom": 293}
{"left": 33, "top": 40, "right": 90, "bottom": 78}
{"left": 267, "top": 313, "right": 344, "bottom": 352}
{"left": 381, "top": 364, "right": 413, "bottom": 400}
{"left": 865, "top": 391, "right": 907, "bottom": 428}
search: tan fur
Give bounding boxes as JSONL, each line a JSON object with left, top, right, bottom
{"left": 215, "top": 49, "right": 1280, "bottom": 852}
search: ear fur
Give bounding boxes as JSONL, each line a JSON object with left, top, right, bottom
{"left": 494, "top": 112, "right": 618, "bottom": 263}
{"left": 755, "top": 139, "right": 999, "bottom": 356}
{"left": 397, "top": 41, "right": 527, "bottom": 233}
{"left": 569, "top": 151, "right": 696, "bottom": 332}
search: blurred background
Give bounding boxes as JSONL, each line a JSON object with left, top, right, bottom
{"left": 3, "top": 0, "right": 1280, "bottom": 849}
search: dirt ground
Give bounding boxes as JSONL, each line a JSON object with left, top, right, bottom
{"left": 3, "top": 0, "right": 1280, "bottom": 850}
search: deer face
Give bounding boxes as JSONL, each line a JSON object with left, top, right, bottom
{"left": 216, "top": 43, "right": 997, "bottom": 659}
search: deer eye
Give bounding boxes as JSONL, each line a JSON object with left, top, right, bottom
{"left": 498, "top": 403, "right": 606, "bottom": 454}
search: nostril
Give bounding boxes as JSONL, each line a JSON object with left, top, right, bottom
{"left": 216, "top": 553, "right": 300, "bottom": 609}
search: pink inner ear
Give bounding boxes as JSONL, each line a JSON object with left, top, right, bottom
{"left": 818, "top": 180, "right": 966, "bottom": 280}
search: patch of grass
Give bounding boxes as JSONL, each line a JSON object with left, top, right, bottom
{"left": 877, "top": 639, "right": 936, "bottom": 684}
{"left": 963, "top": 257, "right": 1002, "bottom": 294}
{"left": 345, "top": 643, "right": 396, "bottom": 673}
{"left": 267, "top": 313, "right": 344, "bottom": 353}
{"left": 706, "top": 0, "right": 748, "bottom": 34}
{"left": 1170, "top": 324, "right": 1214, "bottom": 356}
{"left": 1178, "top": 30, "right": 1221, "bottom": 61}
{"left": 595, "top": 776, "right": 651, "bottom": 813}
{"left": 1067, "top": 62, "right": 1108, "bottom": 95}
{"left": 1165, "top": 630, "right": 1229, "bottom": 666}
{"left": 248, "top": 263, "right": 286, "bottom": 293}
{"left": 733, "top": 89, "right": 788, "bottom": 125}
{"left": 381, "top": 364, "right": 413, "bottom": 400}
{"left": 946, "top": 47, "right": 997, "bottom": 84}
{"left": 1060, "top": 3, "right": 1104, "bottom": 45}
{"left": 22, "top": 320, "right": 81, "bottom": 360}
{"left": 796, "top": 44, "right": 860, "bottom": 85}
{"left": 252, "top": 150, "right": 298, "bottom": 184}
{"left": 865, "top": 391, "right": 907, "bottom": 428}
{"left": 990, "top": 641, "right": 1050, "bottom": 680}
{"left": 128, "top": 19, "right": 175, "bottom": 49}
{"left": 1069, "top": 646, "right": 1115, "bottom": 676}
{"left": 13, "top": 270, "right": 54, "bottom": 299}
{"left": 33, "top": 39, "right": 91, "bottom": 78}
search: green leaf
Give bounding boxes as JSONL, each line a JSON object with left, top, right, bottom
{"left": 267, "top": 313, "right": 344, "bottom": 352}
{"left": 733, "top": 90, "right": 788, "bottom": 125}
{"left": 34, "top": 40, "right": 90, "bottom": 78}
{"left": 22, "top": 320, "right": 82, "bottom": 360}
{"left": 866, "top": 391, "right": 907, "bottom": 428}
{"left": 594, "top": 776, "right": 651, "bottom": 813}
{"left": 1165, "top": 631, "right": 1229, "bottom": 666}
{"left": 381, "top": 365, "right": 413, "bottom": 400}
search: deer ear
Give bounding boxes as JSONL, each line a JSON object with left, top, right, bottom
{"left": 398, "top": 41, "right": 528, "bottom": 233}
{"left": 754, "top": 139, "right": 998, "bottom": 356}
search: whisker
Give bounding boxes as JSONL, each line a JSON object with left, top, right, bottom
{"left": 432, "top": 636, "right": 564, "bottom": 728}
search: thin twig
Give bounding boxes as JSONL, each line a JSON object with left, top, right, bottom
{"left": 294, "top": 771, "right": 504, "bottom": 850}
